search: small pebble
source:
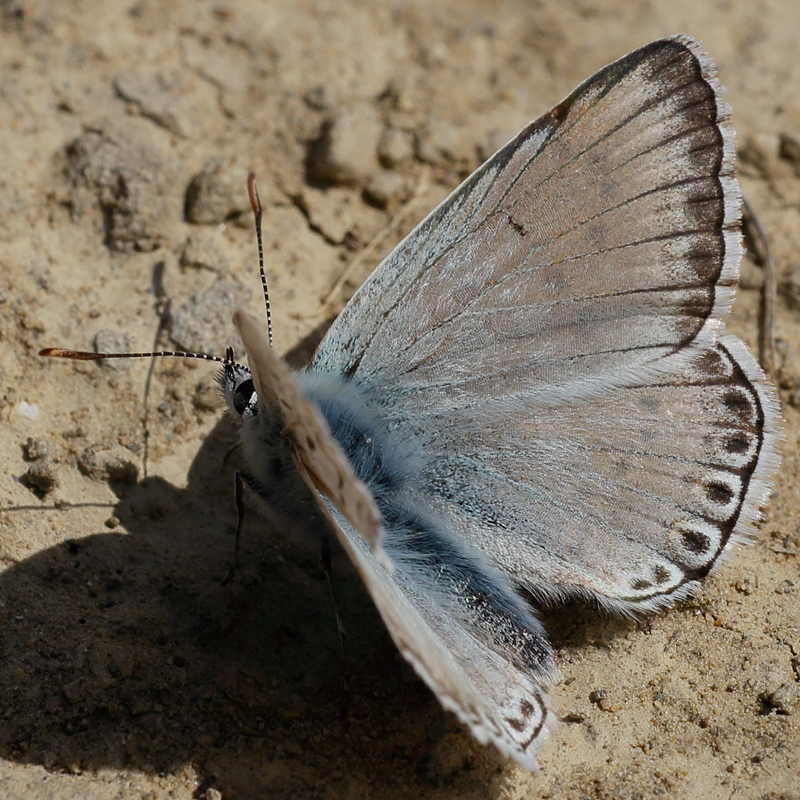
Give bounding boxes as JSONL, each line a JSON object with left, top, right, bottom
{"left": 24, "top": 437, "right": 55, "bottom": 461}
{"left": 15, "top": 401, "right": 39, "bottom": 421}
{"left": 25, "top": 461, "right": 59, "bottom": 494}
{"left": 763, "top": 682, "right": 799, "bottom": 714}
{"left": 309, "top": 102, "right": 382, "bottom": 185}
{"left": 114, "top": 72, "right": 184, "bottom": 137}
{"left": 364, "top": 170, "right": 406, "bottom": 209}
{"left": 185, "top": 156, "right": 252, "bottom": 224}
{"left": 378, "top": 127, "right": 414, "bottom": 167}
{"left": 170, "top": 278, "right": 251, "bottom": 355}
{"left": 78, "top": 445, "right": 139, "bottom": 484}
{"left": 589, "top": 688, "right": 621, "bottom": 712}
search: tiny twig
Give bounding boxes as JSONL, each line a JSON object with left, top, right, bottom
{"left": 742, "top": 197, "right": 777, "bottom": 385}
{"left": 320, "top": 535, "right": 351, "bottom": 724}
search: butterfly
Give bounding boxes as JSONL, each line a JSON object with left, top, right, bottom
{"left": 43, "top": 34, "right": 782, "bottom": 770}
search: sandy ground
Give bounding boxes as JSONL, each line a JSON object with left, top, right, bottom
{"left": 1, "top": 1, "right": 800, "bottom": 798}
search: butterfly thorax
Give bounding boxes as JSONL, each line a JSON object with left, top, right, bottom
{"left": 220, "top": 363, "right": 418, "bottom": 539}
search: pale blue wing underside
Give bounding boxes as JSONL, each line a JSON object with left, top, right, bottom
{"left": 235, "top": 314, "right": 562, "bottom": 770}
{"left": 312, "top": 35, "right": 782, "bottom": 609}
{"left": 318, "top": 499, "right": 558, "bottom": 771}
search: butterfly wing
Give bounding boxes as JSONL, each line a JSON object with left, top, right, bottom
{"left": 234, "top": 309, "right": 389, "bottom": 563}
{"left": 312, "top": 35, "right": 782, "bottom": 608}
{"left": 318, "top": 504, "right": 558, "bottom": 771}
{"left": 235, "top": 310, "right": 558, "bottom": 769}
{"left": 314, "top": 35, "right": 739, "bottom": 389}
{"left": 407, "top": 335, "right": 782, "bottom": 611}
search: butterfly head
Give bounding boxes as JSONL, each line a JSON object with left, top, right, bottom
{"left": 219, "top": 346, "right": 259, "bottom": 421}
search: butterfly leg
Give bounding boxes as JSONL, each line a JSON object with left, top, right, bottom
{"left": 319, "top": 533, "right": 351, "bottom": 722}
{"left": 221, "top": 470, "right": 247, "bottom": 587}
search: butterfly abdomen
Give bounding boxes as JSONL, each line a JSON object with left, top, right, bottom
{"left": 303, "top": 371, "right": 557, "bottom": 680}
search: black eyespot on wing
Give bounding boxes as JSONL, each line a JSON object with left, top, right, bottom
{"left": 681, "top": 527, "right": 711, "bottom": 554}
{"left": 653, "top": 565, "right": 671, "bottom": 584}
{"left": 722, "top": 389, "right": 752, "bottom": 420}
{"left": 705, "top": 480, "right": 734, "bottom": 505}
{"left": 233, "top": 378, "right": 255, "bottom": 416}
{"left": 724, "top": 432, "right": 750, "bottom": 454}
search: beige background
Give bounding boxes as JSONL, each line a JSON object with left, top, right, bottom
{"left": 1, "top": 1, "right": 800, "bottom": 798}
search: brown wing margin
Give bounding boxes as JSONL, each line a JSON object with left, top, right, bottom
{"left": 535, "top": 35, "right": 738, "bottom": 356}
{"left": 635, "top": 337, "right": 781, "bottom": 601}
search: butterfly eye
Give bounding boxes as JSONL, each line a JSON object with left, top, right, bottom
{"left": 233, "top": 379, "right": 256, "bottom": 416}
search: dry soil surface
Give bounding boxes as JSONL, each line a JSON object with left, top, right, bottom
{"left": 2, "top": 1, "right": 800, "bottom": 799}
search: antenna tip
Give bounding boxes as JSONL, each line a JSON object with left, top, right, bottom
{"left": 39, "top": 348, "right": 99, "bottom": 360}
{"left": 247, "top": 173, "right": 261, "bottom": 216}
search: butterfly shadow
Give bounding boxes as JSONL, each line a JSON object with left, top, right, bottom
{"left": 0, "top": 334, "right": 517, "bottom": 800}
{"left": 538, "top": 596, "right": 642, "bottom": 656}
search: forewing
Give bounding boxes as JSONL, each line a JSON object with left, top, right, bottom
{"left": 314, "top": 35, "right": 740, "bottom": 398}
{"left": 234, "top": 310, "right": 388, "bottom": 562}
